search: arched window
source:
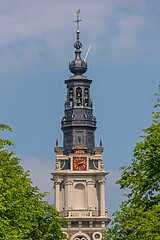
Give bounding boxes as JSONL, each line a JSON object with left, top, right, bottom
{"left": 84, "top": 88, "right": 89, "bottom": 106}
{"left": 71, "top": 232, "right": 90, "bottom": 240}
{"left": 74, "top": 183, "right": 85, "bottom": 209}
{"left": 69, "top": 88, "right": 74, "bottom": 107}
{"left": 76, "top": 87, "right": 82, "bottom": 106}
{"left": 74, "top": 237, "right": 88, "bottom": 240}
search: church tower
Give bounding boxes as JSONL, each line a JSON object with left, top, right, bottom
{"left": 51, "top": 11, "right": 111, "bottom": 240}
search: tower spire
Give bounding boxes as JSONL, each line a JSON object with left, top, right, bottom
{"left": 69, "top": 9, "right": 87, "bottom": 75}
{"left": 73, "top": 9, "right": 82, "bottom": 51}
{"left": 52, "top": 12, "right": 111, "bottom": 239}
{"left": 75, "top": 9, "right": 81, "bottom": 47}
{"left": 75, "top": 9, "right": 81, "bottom": 32}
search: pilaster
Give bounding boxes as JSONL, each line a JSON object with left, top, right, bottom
{"left": 87, "top": 180, "right": 95, "bottom": 209}
{"left": 55, "top": 181, "right": 61, "bottom": 211}
{"left": 99, "top": 180, "right": 106, "bottom": 216}
{"left": 64, "top": 180, "right": 73, "bottom": 210}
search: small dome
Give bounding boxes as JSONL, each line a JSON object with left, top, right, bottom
{"left": 69, "top": 28, "right": 88, "bottom": 75}
{"left": 69, "top": 50, "right": 87, "bottom": 75}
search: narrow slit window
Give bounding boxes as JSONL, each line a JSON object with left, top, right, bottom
{"left": 84, "top": 88, "right": 89, "bottom": 106}
{"left": 76, "top": 87, "right": 82, "bottom": 106}
{"left": 69, "top": 88, "right": 74, "bottom": 106}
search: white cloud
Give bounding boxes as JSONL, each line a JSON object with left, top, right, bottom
{"left": 106, "top": 170, "right": 126, "bottom": 217}
{"left": 0, "top": 0, "right": 160, "bottom": 80}
{"left": 21, "top": 155, "right": 55, "bottom": 204}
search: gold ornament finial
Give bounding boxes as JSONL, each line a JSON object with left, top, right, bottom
{"left": 77, "top": 9, "right": 80, "bottom": 15}
{"left": 75, "top": 9, "right": 81, "bottom": 32}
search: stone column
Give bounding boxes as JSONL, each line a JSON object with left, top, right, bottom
{"left": 99, "top": 180, "right": 105, "bottom": 216}
{"left": 74, "top": 87, "right": 76, "bottom": 106}
{"left": 87, "top": 180, "right": 95, "bottom": 210}
{"left": 67, "top": 181, "right": 73, "bottom": 209}
{"left": 64, "top": 181, "right": 68, "bottom": 211}
{"left": 64, "top": 181, "right": 73, "bottom": 210}
{"left": 55, "top": 181, "right": 61, "bottom": 211}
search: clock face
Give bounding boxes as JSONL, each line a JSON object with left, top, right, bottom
{"left": 73, "top": 157, "right": 87, "bottom": 171}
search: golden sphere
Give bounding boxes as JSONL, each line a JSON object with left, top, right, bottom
{"left": 101, "top": 163, "right": 104, "bottom": 169}
{"left": 76, "top": 30, "right": 80, "bottom": 34}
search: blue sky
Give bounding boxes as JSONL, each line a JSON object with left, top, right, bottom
{"left": 0, "top": 0, "right": 160, "bottom": 219}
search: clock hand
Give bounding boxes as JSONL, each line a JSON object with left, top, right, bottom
{"left": 78, "top": 161, "right": 84, "bottom": 165}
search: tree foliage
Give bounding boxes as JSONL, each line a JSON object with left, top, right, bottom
{"left": 105, "top": 94, "right": 160, "bottom": 240}
{"left": 0, "top": 124, "right": 67, "bottom": 240}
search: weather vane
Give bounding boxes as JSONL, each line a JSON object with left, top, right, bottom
{"left": 75, "top": 9, "right": 81, "bottom": 31}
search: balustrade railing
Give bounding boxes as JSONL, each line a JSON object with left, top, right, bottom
{"left": 64, "top": 209, "right": 93, "bottom": 217}
{"left": 61, "top": 119, "right": 96, "bottom": 127}
{"left": 69, "top": 209, "right": 92, "bottom": 217}
{"left": 62, "top": 209, "right": 105, "bottom": 217}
